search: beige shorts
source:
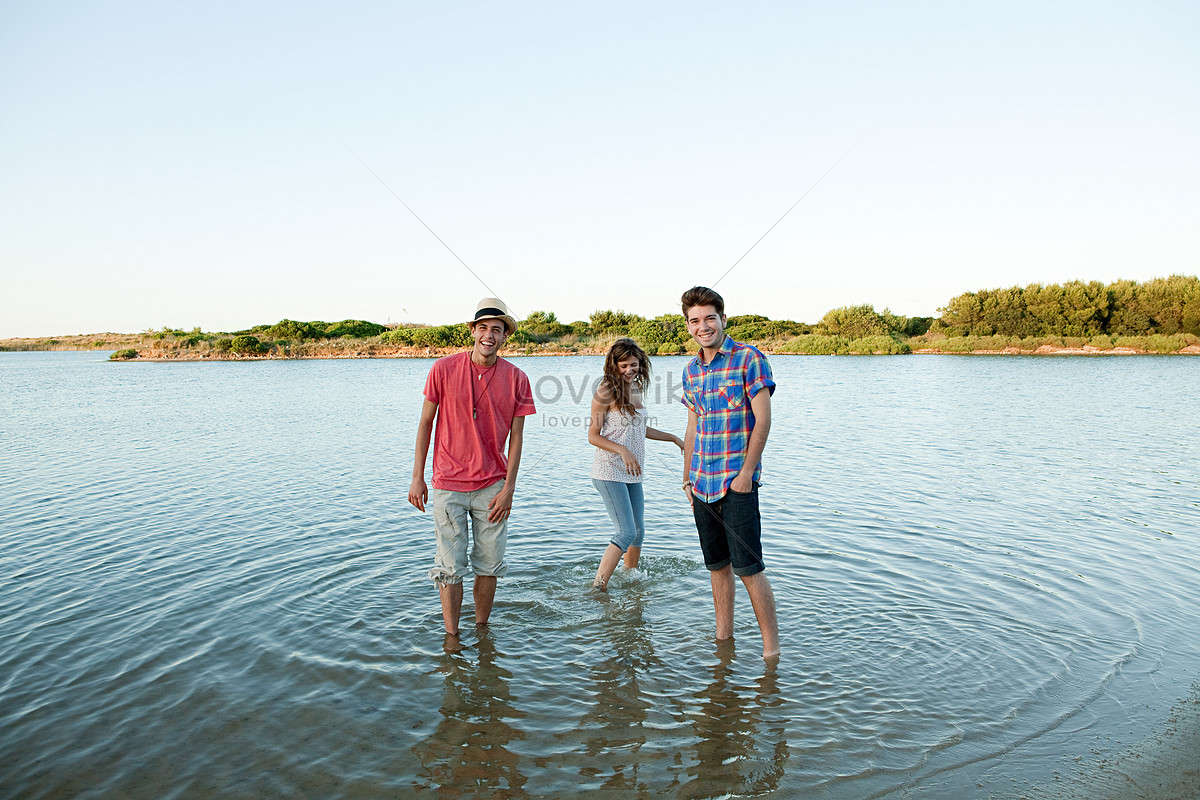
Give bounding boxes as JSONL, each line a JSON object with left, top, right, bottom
{"left": 428, "top": 480, "right": 507, "bottom": 586}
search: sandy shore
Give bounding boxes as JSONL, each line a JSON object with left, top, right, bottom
{"left": 110, "top": 343, "right": 1200, "bottom": 360}
{"left": 1021, "top": 683, "right": 1200, "bottom": 800}
{"left": 914, "top": 344, "right": 1200, "bottom": 356}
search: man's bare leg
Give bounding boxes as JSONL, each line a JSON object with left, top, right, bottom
{"left": 711, "top": 565, "right": 736, "bottom": 640}
{"left": 473, "top": 575, "right": 497, "bottom": 626}
{"left": 623, "top": 545, "right": 641, "bottom": 569}
{"left": 439, "top": 582, "right": 464, "bottom": 636}
{"left": 741, "top": 571, "right": 780, "bottom": 659}
{"left": 593, "top": 544, "right": 624, "bottom": 590}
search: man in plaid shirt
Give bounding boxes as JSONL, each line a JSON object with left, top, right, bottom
{"left": 680, "top": 286, "right": 780, "bottom": 659}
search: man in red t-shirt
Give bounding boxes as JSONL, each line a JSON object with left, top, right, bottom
{"left": 408, "top": 298, "right": 537, "bottom": 638}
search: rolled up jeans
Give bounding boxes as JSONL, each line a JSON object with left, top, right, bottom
{"left": 592, "top": 478, "right": 645, "bottom": 552}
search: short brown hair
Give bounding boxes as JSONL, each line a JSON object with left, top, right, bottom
{"left": 681, "top": 286, "right": 724, "bottom": 317}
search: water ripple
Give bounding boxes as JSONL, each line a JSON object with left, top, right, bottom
{"left": 1, "top": 353, "right": 1198, "bottom": 798}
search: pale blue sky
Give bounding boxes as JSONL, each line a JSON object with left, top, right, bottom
{"left": 2, "top": 1, "right": 1197, "bottom": 337}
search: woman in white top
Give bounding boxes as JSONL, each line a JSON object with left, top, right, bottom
{"left": 588, "top": 338, "right": 684, "bottom": 590}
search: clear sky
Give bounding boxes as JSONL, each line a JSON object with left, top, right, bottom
{"left": 2, "top": 1, "right": 1197, "bottom": 338}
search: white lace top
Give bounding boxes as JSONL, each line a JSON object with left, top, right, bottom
{"left": 590, "top": 407, "right": 647, "bottom": 483}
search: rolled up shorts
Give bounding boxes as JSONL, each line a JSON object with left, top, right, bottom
{"left": 691, "top": 482, "right": 765, "bottom": 577}
{"left": 428, "top": 479, "right": 507, "bottom": 586}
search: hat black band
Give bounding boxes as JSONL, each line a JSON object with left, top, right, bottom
{"left": 474, "top": 307, "right": 505, "bottom": 320}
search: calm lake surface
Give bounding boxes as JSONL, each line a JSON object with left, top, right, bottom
{"left": 1, "top": 351, "right": 1197, "bottom": 799}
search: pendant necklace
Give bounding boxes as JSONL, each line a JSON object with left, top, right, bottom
{"left": 472, "top": 361, "right": 497, "bottom": 420}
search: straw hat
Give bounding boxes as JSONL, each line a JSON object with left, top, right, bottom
{"left": 468, "top": 298, "right": 517, "bottom": 335}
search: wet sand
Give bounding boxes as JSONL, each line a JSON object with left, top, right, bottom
{"left": 1023, "top": 683, "right": 1200, "bottom": 800}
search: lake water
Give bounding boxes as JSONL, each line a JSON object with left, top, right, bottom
{"left": 1, "top": 351, "right": 1197, "bottom": 799}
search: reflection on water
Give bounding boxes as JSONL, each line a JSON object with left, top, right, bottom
{"left": 1, "top": 352, "right": 1198, "bottom": 799}
{"left": 680, "top": 640, "right": 789, "bottom": 799}
{"left": 413, "top": 632, "right": 528, "bottom": 797}
{"left": 573, "top": 584, "right": 658, "bottom": 793}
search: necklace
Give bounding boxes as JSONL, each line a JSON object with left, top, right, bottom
{"left": 471, "top": 360, "right": 498, "bottom": 420}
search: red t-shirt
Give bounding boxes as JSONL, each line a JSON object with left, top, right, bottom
{"left": 423, "top": 352, "right": 537, "bottom": 492}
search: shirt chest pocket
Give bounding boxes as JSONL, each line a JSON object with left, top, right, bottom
{"left": 715, "top": 380, "right": 746, "bottom": 410}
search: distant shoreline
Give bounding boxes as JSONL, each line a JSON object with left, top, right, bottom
{"left": 4, "top": 337, "right": 1198, "bottom": 359}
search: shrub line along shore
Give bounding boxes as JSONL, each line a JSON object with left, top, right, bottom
{"left": 4, "top": 338, "right": 1195, "bottom": 362}
{"left": 4, "top": 275, "right": 1198, "bottom": 359}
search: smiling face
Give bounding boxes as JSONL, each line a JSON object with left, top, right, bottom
{"left": 686, "top": 304, "right": 727, "bottom": 352}
{"left": 616, "top": 356, "right": 640, "bottom": 384}
{"left": 471, "top": 319, "right": 508, "bottom": 360}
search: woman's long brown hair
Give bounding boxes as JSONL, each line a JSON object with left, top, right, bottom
{"left": 600, "top": 338, "right": 651, "bottom": 417}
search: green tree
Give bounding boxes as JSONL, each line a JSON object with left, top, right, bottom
{"left": 978, "top": 286, "right": 1029, "bottom": 336}
{"left": 1140, "top": 275, "right": 1200, "bottom": 335}
{"left": 1060, "top": 280, "right": 1110, "bottom": 336}
{"left": 1023, "top": 283, "right": 1067, "bottom": 335}
{"left": 1107, "top": 279, "right": 1152, "bottom": 335}
{"left": 519, "top": 311, "right": 571, "bottom": 341}
{"left": 938, "top": 292, "right": 985, "bottom": 336}
{"left": 817, "top": 305, "right": 892, "bottom": 339}
{"left": 589, "top": 309, "right": 645, "bottom": 334}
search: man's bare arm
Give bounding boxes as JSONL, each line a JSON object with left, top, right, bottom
{"left": 408, "top": 399, "right": 438, "bottom": 512}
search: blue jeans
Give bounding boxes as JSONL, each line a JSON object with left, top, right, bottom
{"left": 592, "top": 479, "right": 645, "bottom": 552}
{"left": 691, "top": 482, "right": 765, "bottom": 576}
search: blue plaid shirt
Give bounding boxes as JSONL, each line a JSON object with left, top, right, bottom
{"left": 681, "top": 336, "right": 776, "bottom": 502}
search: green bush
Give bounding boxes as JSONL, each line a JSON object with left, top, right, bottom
{"left": 726, "top": 314, "right": 769, "bottom": 326}
{"left": 379, "top": 327, "right": 416, "bottom": 345}
{"left": 629, "top": 318, "right": 679, "bottom": 347}
{"left": 846, "top": 335, "right": 911, "bottom": 355}
{"left": 1115, "top": 334, "right": 1188, "bottom": 353}
{"left": 929, "top": 337, "right": 982, "bottom": 353}
{"left": 325, "top": 319, "right": 387, "bottom": 339}
{"left": 410, "top": 325, "right": 471, "bottom": 348}
{"left": 110, "top": 349, "right": 138, "bottom": 360}
{"left": 727, "top": 319, "right": 808, "bottom": 341}
{"left": 230, "top": 335, "right": 266, "bottom": 354}
{"left": 778, "top": 334, "right": 846, "bottom": 355}
{"left": 655, "top": 342, "right": 685, "bottom": 355}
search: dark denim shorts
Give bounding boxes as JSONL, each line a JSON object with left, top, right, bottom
{"left": 691, "top": 483, "right": 765, "bottom": 577}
